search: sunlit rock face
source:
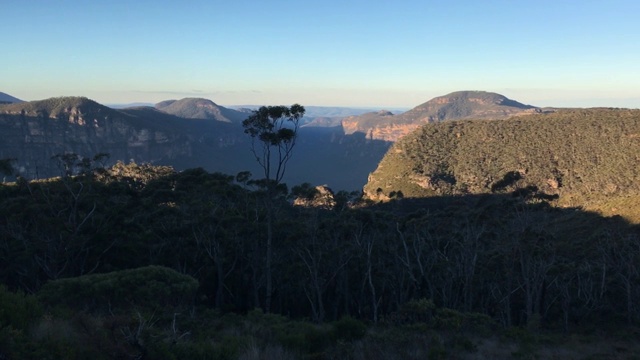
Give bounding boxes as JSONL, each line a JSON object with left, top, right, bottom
{"left": 293, "top": 185, "right": 337, "bottom": 210}
{"left": 341, "top": 91, "right": 541, "bottom": 142}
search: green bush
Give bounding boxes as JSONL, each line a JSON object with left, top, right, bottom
{"left": 37, "top": 266, "right": 199, "bottom": 313}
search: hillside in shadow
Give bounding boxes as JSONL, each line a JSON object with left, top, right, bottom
{"left": 0, "top": 165, "right": 639, "bottom": 358}
{"left": 0, "top": 99, "right": 391, "bottom": 191}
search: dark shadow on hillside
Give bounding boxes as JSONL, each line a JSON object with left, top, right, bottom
{"left": 0, "top": 110, "right": 240, "bottom": 179}
{"left": 2, "top": 166, "right": 639, "bottom": 331}
{"left": 290, "top": 128, "right": 392, "bottom": 191}
{"left": 0, "top": 111, "right": 391, "bottom": 191}
{"left": 361, "top": 191, "right": 638, "bottom": 252}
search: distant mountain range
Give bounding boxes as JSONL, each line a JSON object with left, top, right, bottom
{"left": 342, "top": 91, "right": 546, "bottom": 141}
{"left": 229, "top": 105, "right": 408, "bottom": 127}
{"left": 0, "top": 90, "right": 584, "bottom": 192}
{"left": 229, "top": 105, "right": 407, "bottom": 119}
{"left": 155, "top": 98, "right": 249, "bottom": 123}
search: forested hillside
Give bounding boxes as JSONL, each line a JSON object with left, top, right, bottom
{"left": 1, "top": 162, "right": 639, "bottom": 358}
{"left": 365, "top": 108, "right": 640, "bottom": 223}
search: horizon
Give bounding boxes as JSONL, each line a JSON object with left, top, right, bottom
{"left": 4, "top": 90, "right": 639, "bottom": 111}
{"left": 3, "top": 1, "right": 639, "bottom": 109}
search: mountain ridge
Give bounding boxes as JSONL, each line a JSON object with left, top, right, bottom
{"left": 0, "top": 96, "right": 122, "bottom": 126}
{"left": 155, "top": 97, "right": 248, "bottom": 123}
{"left": 363, "top": 108, "right": 640, "bottom": 222}
{"left": 0, "top": 92, "right": 23, "bottom": 104}
{"left": 0, "top": 91, "right": 22, "bottom": 105}
{"left": 342, "top": 91, "right": 544, "bottom": 141}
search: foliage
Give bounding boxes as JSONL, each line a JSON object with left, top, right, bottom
{"left": 38, "top": 266, "right": 198, "bottom": 313}
{"left": 0, "top": 158, "right": 16, "bottom": 179}
{"left": 0, "top": 96, "right": 100, "bottom": 118}
{"left": 0, "top": 155, "right": 638, "bottom": 357}
{"left": 241, "top": 103, "right": 305, "bottom": 313}
{"left": 242, "top": 104, "right": 305, "bottom": 184}
{"left": 365, "top": 108, "right": 640, "bottom": 221}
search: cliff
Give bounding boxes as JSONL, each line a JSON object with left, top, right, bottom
{"left": 342, "top": 91, "right": 542, "bottom": 141}
{"left": 0, "top": 97, "right": 391, "bottom": 191}
{"left": 363, "top": 108, "right": 640, "bottom": 222}
{"left": 0, "top": 97, "right": 239, "bottom": 179}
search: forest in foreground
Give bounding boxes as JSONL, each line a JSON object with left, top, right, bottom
{"left": 1, "top": 161, "right": 640, "bottom": 359}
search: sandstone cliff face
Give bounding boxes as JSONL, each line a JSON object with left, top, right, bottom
{"left": 362, "top": 108, "right": 640, "bottom": 213}
{"left": 341, "top": 110, "right": 408, "bottom": 141}
{"left": 0, "top": 98, "right": 222, "bottom": 179}
{"left": 342, "top": 120, "right": 422, "bottom": 142}
{"left": 0, "top": 97, "right": 392, "bottom": 192}
{"left": 342, "top": 91, "right": 542, "bottom": 142}
{"left": 0, "top": 109, "right": 196, "bottom": 179}
{"left": 293, "top": 185, "right": 337, "bottom": 209}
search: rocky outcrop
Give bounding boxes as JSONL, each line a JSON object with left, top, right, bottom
{"left": 342, "top": 91, "right": 544, "bottom": 142}
{"left": 293, "top": 185, "right": 337, "bottom": 209}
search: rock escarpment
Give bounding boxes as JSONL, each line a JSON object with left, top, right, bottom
{"left": 0, "top": 97, "right": 240, "bottom": 179}
{"left": 363, "top": 108, "right": 640, "bottom": 222}
{"left": 342, "top": 91, "right": 542, "bottom": 142}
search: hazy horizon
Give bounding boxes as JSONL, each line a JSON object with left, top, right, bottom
{"left": 3, "top": 0, "right": 639, "bottom": 109}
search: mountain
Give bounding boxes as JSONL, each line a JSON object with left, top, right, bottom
{"left": 155, "top": 98, "right": 248, "bottom": 123}
{"left": 0, "top": 96, "right": 242, "bottom": 179}
{"left": 0, "top": 92, "right": 23, "bottom": 104}
{"left": 1, "top": 96, "right": 116, "bottom": 119}
{"left": 342, "top": 91, "right": 542, "bottom": 141}
{"left": 363, "top": 108, "right": 640, "bottom": 222}
{"left": 0, "top": 96, "right": 391, "bottom": 191}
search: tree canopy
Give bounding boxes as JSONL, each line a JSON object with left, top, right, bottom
{"left": 242, "top": 104, "right": 305, "bottom": 185}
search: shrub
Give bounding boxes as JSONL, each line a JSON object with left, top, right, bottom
{"left": 38, "top": 266, "right": 198, "bottom": 313}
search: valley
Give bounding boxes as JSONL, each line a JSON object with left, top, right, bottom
{"left": 0, "top": 90, "right": 547, "bottom": 192}
{"left": 1, "top": 90, "right": 639, "bottom": 359}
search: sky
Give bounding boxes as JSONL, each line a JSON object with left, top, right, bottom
{"left": 2, "top": 0, "right": 639, "bottom": 108}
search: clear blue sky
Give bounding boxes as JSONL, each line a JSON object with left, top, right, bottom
{"left": 2, "top": 0, "right": 639, "bottom": 108}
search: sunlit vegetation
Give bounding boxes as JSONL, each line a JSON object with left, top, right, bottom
{"left": 365, "top": 108, "right": 640, "bottom": 222}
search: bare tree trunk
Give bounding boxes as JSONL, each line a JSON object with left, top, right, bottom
{"left": 265, "top": 201, "right": 273, "bottom": 313}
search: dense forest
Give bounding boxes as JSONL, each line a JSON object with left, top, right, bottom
{"left": 1, "top": 158, "right": 640, "bottom": 358}
{"left": 365, "top": 108, "right": 640, "bottom": 223}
